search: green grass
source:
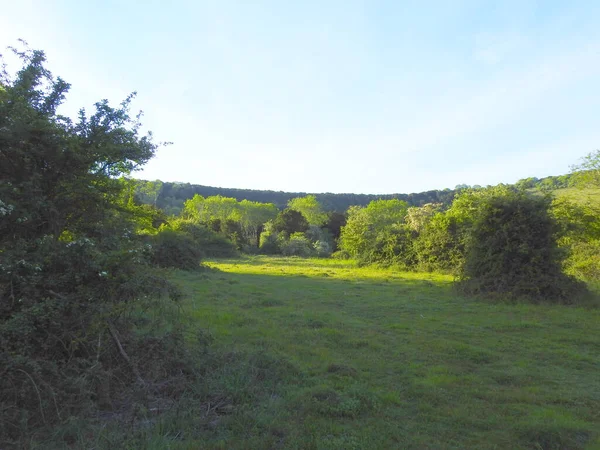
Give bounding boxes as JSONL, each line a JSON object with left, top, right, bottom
{"left": 553, "top": 187, "right": 600, "bottom": 205}
{"left": 95, "top": 256, "right": 600, "bottom": 449}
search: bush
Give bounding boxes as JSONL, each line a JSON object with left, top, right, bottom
{"left": 259, "top": 229, "right": 281, "bottom": 254}
{"left": 339, "top": 200, "right": 409, "bottom": 261}
{"left": 281, "top": 233, "right": 315, "bottom": 257}
{"left": 456, "top": 192, "right": 588, "bottom": 303}
{"left": 369, "top": 225, "right": 417, "bottom": 268}
{"left": 413, "top": 213, "right": 466, "bottom": 273}
{"left": 170, "top": 219, "right": 238, "bottom": 258}
{"left": 314, "top": 240, "right": 332, "bottom": 257}
{"left": 331, "top": 250, "right": 351, "bottom": 260}
{"left": 150, "top": 228, "right": 203, "bottom": 270}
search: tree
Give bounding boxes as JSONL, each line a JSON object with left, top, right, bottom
{"left": 323, "top": 211, "right": 347, "bottom": 241}
{"left": 571, "top": 149, "right": 600, "bottom": 187}
{"left": 238, "top": 200, "right": 278, "bottom": 247}
{"left": 273, "top": 209, "right": 309, "bottom": 234}
{"left": 287, "top": 195, "right": 328, "bottom": 226}
{"left": 339, "top": 199, "right": 409, "bottom": 263}
{"left": 515, "top": 177, "right": 538, "bottom": 190}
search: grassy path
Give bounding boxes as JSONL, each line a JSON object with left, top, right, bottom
{"left": 168, "top": 256, "right": 600, "bottom": 449}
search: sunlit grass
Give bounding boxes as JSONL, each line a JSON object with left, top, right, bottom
{"left": 137, "top": 255, "right": 600, "bottom": 449}
{"left": 553, "top": 187, "right": 600, "bottom": 204}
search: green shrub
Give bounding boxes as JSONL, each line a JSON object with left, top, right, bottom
{"left": 150, "top": 228, "right": 203, "bottom": 270}
{"left": 413, "top": 213, "right": 466, "bottom": 273}
{"left": 281, "top": 233, "right": 315, "bottom": 257}
{"left": 170, "top": 219, "right": 238, "bottom": 258}
{"left": 456, "top": 191, "right": 588, "bottom": 303}
{"left": 331, "top": 249, "right": 351, "bottom": 260}
{"left": 370, "top": 225, "right": 417, "bottom": 268}
{"left": 339, "top": 200, "right": 409, "bottom": 262}
{"left": 314, "top": 240, "right": 332, "bottom": 257}
{"left": 259, "top": 229, "right": 281, "bottom": 254}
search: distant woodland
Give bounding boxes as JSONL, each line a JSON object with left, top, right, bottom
{"left": 133, "top": 174, "right": 575, "bottom": 215}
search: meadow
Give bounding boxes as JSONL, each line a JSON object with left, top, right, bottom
{"left": 113, "top": 256, "right": 600, "bottom": 449}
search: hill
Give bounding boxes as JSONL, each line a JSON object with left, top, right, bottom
{"left": 134, "top": 173, "right": 581, "bottom": 215}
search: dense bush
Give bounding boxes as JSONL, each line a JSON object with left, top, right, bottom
{"left": 413, "top": 213, "right": 466, "bottom": 272}
{"left": 170, "top": 219, "right": 239, "bottom": 258}
{"left": 150, "top": 228, "right": 203, "bottom": 270}
{"left": 273, "top": 209, "right": 310, "bottom": 234}
{"left": 456, "top": 192, "right": 587, "bottom": 303}
{"left": 281, "top": 232, "right": 315, "bottom": 257}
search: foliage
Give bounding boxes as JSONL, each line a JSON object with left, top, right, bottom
{"left": 323, "top": 211, "right": 347, "bottom": 241}
{"left": 182, "top": 194, "right": 277, "bottom": 248}
{"left": 405, "top": 203, "right": 443, "bottom": 233}
{"left": 273, "top": 208, "right": 309, "bottom": 235}
{"left": 456, "top": 191, "right": 587, "bottom": 302}
{"left": 339, "top": 199, "right": 409, "bottom": 264}
{"left": 551, "top": 197, "right": 600, "bottom": 286}
{"left": 258, "top": 221, "right": 280, "bottom": 255}
{"left": 571, "top": 149, "right": 600, "bottom": 188}
{"left": 413, "top": 212, "right": 465, "bottom": 272}
{"left": 313, "top": 240, "right": 332, "bottom": 257}
{"left": 280, "top": 232, "right": 315, "bottom": 257}
{"left": 134, "top": 179, "right": 163, "bottom": 207}
{"left": 287, "top": 195, "right": 328, "bottom": 226}
{"left": 0, "top": 46, "right": 198, "bottom": 444}
{"left": 169, "top": 218, "right": 238, "bottom": 258}
{"left": 149, "top": 227, "right": 203, "bottom": 270}
{"left": 134, "top": 179, "right": 459, "bottom": 214}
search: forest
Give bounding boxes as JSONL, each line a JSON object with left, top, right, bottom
{"left": 1, "top": 47, "right": 600, "bottom": 449}
{"left": 134, "top": 173, "right": 574, "bottom": 216}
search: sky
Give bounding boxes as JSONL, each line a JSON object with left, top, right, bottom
{"left": 1, "top": 1, "right": 599, "bottom": 194}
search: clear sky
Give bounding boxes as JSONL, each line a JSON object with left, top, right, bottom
{"left": 1, "top": 1, "right": 599, "bottom": 194}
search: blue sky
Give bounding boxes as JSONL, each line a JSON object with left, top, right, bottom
{"left": 1, "top": 1, "right": 599, "bottom": 194}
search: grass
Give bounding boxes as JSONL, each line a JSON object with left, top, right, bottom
{"left": 81, "top": 256, "right": 600, "bottom": 449}
{"left": 553, "top": 187, "right": 600, "bottom": 205}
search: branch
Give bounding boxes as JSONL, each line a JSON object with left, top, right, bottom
{"left": 16, "top": 369, "right": 46, "bottom": 425}
{"left": 107, "top": 322, "right": 145, "bottom": 386}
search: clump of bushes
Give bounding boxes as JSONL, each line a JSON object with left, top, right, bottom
{"left": 149, "top": 219, "right": 240, "bottom": 270}
{"left": 336, "top": 188, "right": 594, "bottom": 303}
{"left": 258, "top": 212, "right": 335, "bottom": 257}
{"left": 281, "top": 232, "right": 314, "bottom": 257}
{"left": 170, "top": 218, "right": 238, "bottom": 258}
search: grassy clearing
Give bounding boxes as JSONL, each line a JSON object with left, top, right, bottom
{"left": 93, "top": 256, "right": 599, "bottom": 449}
{"left": 553, "top": 187, "right": 600, "bottom": 205}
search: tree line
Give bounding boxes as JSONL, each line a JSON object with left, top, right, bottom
{"left": 134, "top": 174, "right": 578, "bottom": 216}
